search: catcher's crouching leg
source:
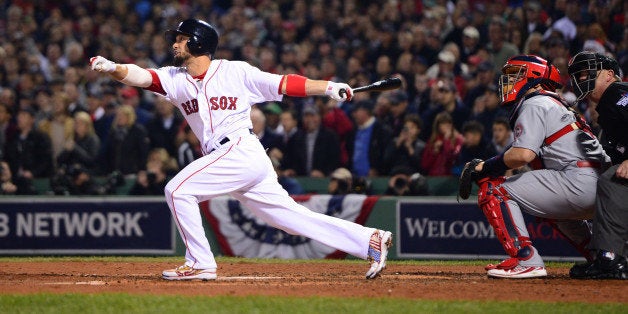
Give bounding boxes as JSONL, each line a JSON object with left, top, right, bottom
{"left": 477, "top": 177, "right": 534, "bottom": 270}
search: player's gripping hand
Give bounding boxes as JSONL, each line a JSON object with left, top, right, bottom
{"left": 326, "top": 82, "right": 353, "bottom": 102}
{"left": 90, "top": 56, "right": 116, "bottom": 73}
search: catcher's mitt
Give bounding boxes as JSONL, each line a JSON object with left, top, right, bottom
{"left": 457, "top": 158, "right": 483, "bottom": 202}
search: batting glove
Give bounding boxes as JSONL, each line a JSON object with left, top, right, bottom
{"left": 90, "top": 56, "right": 117, "bottom": 73}
{"left": 325, "top": 81, "right": 353, "bottom": 102}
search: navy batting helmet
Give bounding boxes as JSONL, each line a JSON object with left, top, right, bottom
{"left": 165, "top": 19, "right": 219, "bottom": 56}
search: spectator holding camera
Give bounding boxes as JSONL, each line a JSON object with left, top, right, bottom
{"left": 129, "top": 148, "right": 178, "bottom": 196}
{"left": 384, "top": 114, "right": 426, "bottom": 176}
{"left": 0, "top": 161, "right": 17, "bottom": 195}
{"left": 57, "top": 111, "right": 100, "bottom": 174}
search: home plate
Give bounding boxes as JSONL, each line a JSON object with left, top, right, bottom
{"left": 218, "top": 276, "right": 283, "bottom": 281}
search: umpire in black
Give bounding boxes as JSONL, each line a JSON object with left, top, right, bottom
{"left": 567, "top": 51, "right": 628, "bottom": 279}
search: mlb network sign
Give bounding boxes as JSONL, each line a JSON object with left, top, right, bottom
{"left": 397, "top": 200, "right": 583, "bottom": 261}
{"left": 0, "top": 198, "right": 175, "bottom": 255}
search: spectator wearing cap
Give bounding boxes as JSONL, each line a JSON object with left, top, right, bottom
{"left": 262, "top": 102, "right": 284, "bottom": 135}
{"left": 251, "top": 106, "right": 284, "bottom": 158}
{"left": 346, "top": 100, "right": 393, "bottom": 178}
{"left": 382, "top": 90, "right": 411, "bottom": 138}
{"left": 282, "top": 105, "right": 340, "bottom": 178}
{"left": 420, "top": 79, "right": 470, "bottom": 141}
{"left": 86, "top": 89, "right": 116, "bottom": 149}
{"left": 426, "top": 50, "right": 457, "bottom": 80}
{"left": 328, "top": 167, "right": 353, "bottom": 195}
{"left": 487, "top": 16, "right": 520, "bottom": 73}
{"left": 4, "top": 107, "right": 53, "bottom": 194}
{"left": 120, "top": 86, "right": 153, "bottom": 126}
{"left": 460, "top": 26, "right": 481, "bottom": 64}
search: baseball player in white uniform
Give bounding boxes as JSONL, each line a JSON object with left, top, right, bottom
{"left": 466, "top": 55, "right": 609, "bottom": 278}
{"left": 90, "top": 19, "right": 392, "bottom": 280}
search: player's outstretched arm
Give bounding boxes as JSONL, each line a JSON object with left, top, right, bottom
{"left": 279, "top": 74, "right": 353, "bottom": 101}
{"left": 89, "top": 56, "right": 152, "bottom": 88}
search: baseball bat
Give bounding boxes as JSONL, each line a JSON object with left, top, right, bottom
{"left": 339, "top": 77, "right": 402, "bottom": 98}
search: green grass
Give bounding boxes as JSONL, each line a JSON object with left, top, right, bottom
{"left": 0, "top": 294, "right": 624, "bottom": 314}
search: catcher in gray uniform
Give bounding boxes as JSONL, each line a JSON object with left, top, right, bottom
{"left": 459, "top": 55, "right": 610, "bottom": 278}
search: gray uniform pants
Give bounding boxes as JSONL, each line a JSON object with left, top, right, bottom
{"left": 501, "top": 167, "right": 598, "bottom": 266}
{"left": 592, "top": 164, "right": 628, "bottom": 257}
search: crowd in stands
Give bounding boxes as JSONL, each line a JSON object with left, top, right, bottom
{"left": 0, "top": 0, "right": 627, "bottom": 196}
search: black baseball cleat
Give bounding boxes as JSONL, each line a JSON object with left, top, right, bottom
{"left": 570, "top": 251, "right": 627, "bottom": 280}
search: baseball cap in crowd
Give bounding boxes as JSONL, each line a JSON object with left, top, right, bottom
{"left": 302, "top": 104, "right": 318, "bottom": 116}
{"left": 263, "top": 102, "right": 283, "bottom": 115}
{"left": 477, "top": 61, "right": 494, "bottom": 72}
{"left": 436, "top": 79, "right": 456, "bottom": 93}
{"left": 462, "top": 26, "right": 480, "bottom": 39}
{"left": 387, "top": 90, "right": 408, "bottom": 105}
{"left": 121, "top": 87, "right": 139, "bottom": 98}
{"left": 331, "top": 167, "right": 352, "bottom": 182}
{"left": 281, "top": 21, "right": 296, "bottom": 31}
{"left": 351, "top": 100, "right": 374, "bottom": 112}
{"left": 438, "top": 50, "right": 456, "bottom": 64}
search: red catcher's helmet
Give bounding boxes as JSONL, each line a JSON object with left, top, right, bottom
{"left": 499, "top": 55, "right": 562, "bottom": 106}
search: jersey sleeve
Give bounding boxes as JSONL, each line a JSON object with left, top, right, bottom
{"left": 144, "top": 67, "right": 181, "bottom": 102}
{"left": 240, "top": 62, "right": 284, "bottom": 104}
{"left": 511, "top": 101, "right": 546, "bottom": 154}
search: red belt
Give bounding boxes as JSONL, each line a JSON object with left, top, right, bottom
{"left": 576, "top": 161, "right": 601, "bottom": 169}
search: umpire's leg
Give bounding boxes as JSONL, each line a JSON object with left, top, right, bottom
{"left": 592, "top": 165, "right": 628, "bottom": 258}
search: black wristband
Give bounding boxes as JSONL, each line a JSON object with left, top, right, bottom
{"left": 482, "top": 153, "right": 509, "bottom": 177}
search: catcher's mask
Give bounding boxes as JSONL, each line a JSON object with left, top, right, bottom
{"left": 567, "top": 51, "right": 621, "bottom": 101}
{"left": 499, "top": 55, "right": 562, "bottom": 106}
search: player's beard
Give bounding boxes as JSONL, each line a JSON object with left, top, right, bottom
{"left": 173, "top": 51, "right": 191, "bottom": 66}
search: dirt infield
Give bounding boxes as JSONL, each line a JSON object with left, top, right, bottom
{"left": 0, "top": 261, "right": 625, "bottom": 303}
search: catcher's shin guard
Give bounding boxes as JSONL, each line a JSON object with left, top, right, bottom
{"left": 477, "top": 178, "right": 532, "bottom": 260}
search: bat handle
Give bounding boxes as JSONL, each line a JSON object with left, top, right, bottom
{"left": 338, "top": 88, "right": 346, "bottom": 99}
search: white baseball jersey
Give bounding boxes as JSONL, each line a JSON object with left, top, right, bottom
{"left": 144, "top": 60, "right": 376, "bottom": 270}
{"left": 147, "top": 60, "right": 283, "bottom": 153}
